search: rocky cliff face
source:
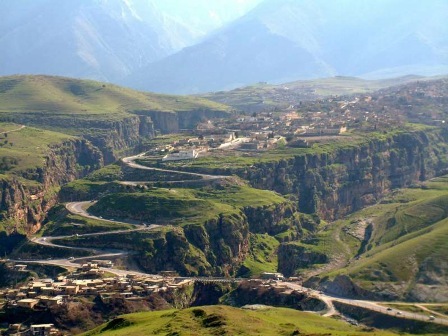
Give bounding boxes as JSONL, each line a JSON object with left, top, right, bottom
{"left": 4, "top": 115, "right": 154, "bottom": 163}
{"left": 57, "top": 202, "right": 302, "bottom": 276}
{"left": 139, "top": 211, "right": 251, "bottom": 276}
{"left": 235, "top": 129, "right": 448, "bottom": 220}
{"left": 84, "top": 116, "right": 155, "bottom": 163}
{"left": 225, "top": 280, "right": 326, "bottom": 312}
{"left": 278, "top": 244, "right": 328, "bottom": 277}
{"left": 136, "top": 109, "right": 230, "bottom": 133}
{"left": 243, "top": 202, "right": 299, "bottom": 236}
{"left": 0, "top": 139, "right": 103, "bottom": 234}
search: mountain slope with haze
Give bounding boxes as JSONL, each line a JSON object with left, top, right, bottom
{"left": 0, "top": 0, "right": 200, "bottom": 82}
{"left": 126, "top": 0, "right": 448, "bottom": 93}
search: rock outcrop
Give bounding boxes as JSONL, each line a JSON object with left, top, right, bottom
{"left": 0, "top": 139, "right": 103, "bottom": 234}
{"left": 278, "top": 244, "right": 328, "bottom": 277}
{"left": 183, "top": 129, "right": 448, "bottom": 220}
{"left": 135, "top": 109, "right": 230, "bottom": 133}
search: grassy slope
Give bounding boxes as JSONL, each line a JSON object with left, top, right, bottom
{"left": 240, "top": 233, "right": 280, "bottom": 277}
{"left": 0, "top": 122, "right": 73, "bottom": 173}
{"left": 82, "top": 305, "right": 400, "bottom": 336}
{"left": 0, "top": 75, "right": 229, "bottom": 173}
{"left": 55, "top": 183, "right": 290, "bottom": 275}
{"left": 0, "top": 75, "right": 229, "bottom": 120}
{"left": 89, "top": 185, "right": 287, "bottom": 225}
{"left": 42, "top": 205, "right": 135, "bottom": 237}
{"left": 320, "top": 176, "right": 448, "bottom": 292}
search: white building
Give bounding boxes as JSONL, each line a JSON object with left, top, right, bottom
{"left": 162, "top": 150, "right": 198, "bottom": 162}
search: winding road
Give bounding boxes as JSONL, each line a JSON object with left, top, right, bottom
{"left": 122, "top": 153, "right": 229, "bottom": 181}
{"left": 18, "top": 152, "right": 448, "bottom": 327}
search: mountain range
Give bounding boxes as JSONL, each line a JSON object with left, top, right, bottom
{"left": 0, "top": 0, "right": 201, "bottom": 82}
{"left": 1, "top": 0, "right": 448, "bottom": 93}
{"left": 127, "top": 0, "right": 448, "bottom": 93}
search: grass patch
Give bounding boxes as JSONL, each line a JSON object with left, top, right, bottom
{"left": 89, "top": 184, "right": 288, "bottom": 226}
{"left": 0, "top": 75, "right": 229, "bottom": 133}
{"left": 82, "top": 305, "right": 401, "bottom": 336}
{"left": 0, "top": 122, "right": 72, "bottom": 173}
{"left": 322, "top": 175, "right": 448, "bottom": 293}
{"left": 239, "top": 234, "right": 280, "bottom": 277}
{"left": 42, "top": 205, "right": 135, "bottom": 237}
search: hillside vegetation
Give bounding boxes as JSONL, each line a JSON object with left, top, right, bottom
{"left": 319, "top": 176, "right": 448, "bottom": 301}
{"left": 0, "top": 122, "right": 72, "bottom": 173}
{"left": 53, "top": 181, "right": 302, "bottom": 277}
{"left": 0, "top": 74, "right": 231, "bottom": 233}
{"left": 0, "top": 75, "right": 229, "bottom": 127}
{"left": 83, "top": 305, "right": 401, "bottom": 336}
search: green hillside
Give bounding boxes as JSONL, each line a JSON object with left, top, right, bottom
{"left": 78, "top": 182, "right": 287, "bottom": 224}
{"left": 0, "top": 75, "right": 229, "bottom": 117}
{"left": 0, "top": 122, "right": 72, "bottom": 174}
{"left": 82, "top": 305, "right": 400, "bottom": 336}
{"left": 322, "top": 176, "right": 448, "bottom": 300}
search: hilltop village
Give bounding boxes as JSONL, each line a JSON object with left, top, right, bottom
{"left": 149, "top": 80, "right": 448, "bottom": 162}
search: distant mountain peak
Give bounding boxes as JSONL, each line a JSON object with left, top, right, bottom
{"left": 123, "top": 0, "right": 448, "bottom": 94}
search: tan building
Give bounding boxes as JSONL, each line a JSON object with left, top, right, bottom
{"left": 17, "top": 298, "right": 39, "bottom": 309}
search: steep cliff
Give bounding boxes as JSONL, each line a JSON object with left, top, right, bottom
{"left": 0, "top": 139, "right": 103, "bottom": 234}
{"left": 186, "top": 129, "right": 448, "bottom": 220}
{"left": 55, "top": 191, "right": 305, "bottom": 277}
{"left": 6, "top": 115, "right": 154, "bottom": 163}
{"left": 278, "top": 243, "right": 328, "bottom": 277}
{"left": 56, "top": 210, "right": 250, "bottom": 277}
{"left": 225, "top": 280, "right": 326, "bottom": 312}
{"left": 82, "top": 115, "right": 154, "bottom": 163}
{"left": 135, "top": 109, "right": 230, "bottom": 133}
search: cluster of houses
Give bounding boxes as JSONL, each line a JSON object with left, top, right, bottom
{"left": 153, "top": 80, "right": 448, "bottom": 163}
{"left": 147, "top": 132, "right": 237, "bottom": 162}
{"left": 0, "top": 263, "right": 192, "bottom": 335}
{"left": 4, "top": 323, "right": 59, "bottom": 336}
{"left": 1, "top": 266, "right": 190, "bottom": 310}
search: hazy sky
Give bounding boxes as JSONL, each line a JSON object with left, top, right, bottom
{"left": 151, "top": 0, "right": 263, "bottom": 31}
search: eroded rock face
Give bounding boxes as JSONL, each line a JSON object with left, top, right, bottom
{"left": 0, "top": 139, "right": 103, "bottom": 234}
{"left": 305, "top": 275, "right": 390, "bottom": 301}
{"left": 278, "top": 244, "right": 327, "bottom": 277}
{"left": 138, "top": 211, "right": 251, "bottom": 276}
{"left": 238, "top": 129, "right": 448, "bottom": 220}
{"left": 0, "top": 113, "right": 157, "bottom": 234}
{"left": 136, "top": 109, "right": 230, "bottom": 134}
{"left": 226, "top": 280, "right": 326, "bottom": 312}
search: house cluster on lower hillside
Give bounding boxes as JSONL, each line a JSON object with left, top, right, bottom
{"left": 0, "top": 267, "right": 192, "bottom": 335}
{"left": 4, "top": 323, "right": 59, "bottom": 336}
{"left": 0, "top": 273, "right": 191, "bottom": 310}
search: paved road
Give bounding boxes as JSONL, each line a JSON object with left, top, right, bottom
{"left": 331, "top": 297, "right": 448, "bottom": 326}
{"left": 284, "top": 282, "right": 448, "bottom": 325}
{"left": 32, "top": 225, "right": 157, "bottom": 251}
{"left": 122, "top": 153, "right": 229, "bottom": 181}
{"left": 66, "top": 201, "right": 128, "bottom": 224}
{"left": 19, "top": 150, "right": 448, "bottom": 327}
